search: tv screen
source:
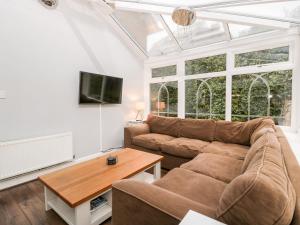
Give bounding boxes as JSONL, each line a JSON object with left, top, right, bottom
{"left": 79, "top": 71, "right": 123, "bottom": 104}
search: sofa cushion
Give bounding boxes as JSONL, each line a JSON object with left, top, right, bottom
{"left": 161, "top": 137, "right": 210, "bottom": 159}
{"left": 132, "top": 133, "right": 175, "bottom": 151}
{"left": 217, "top": 132, "right": 296, "bottom": 225}
{"left": 181, "top": 153, "right": 243, "bottom": 183}
{"left": 242, "top": 128, "right": 276, "bottom": 173}
{"left": 276, "top": 127, "right": 300, "bottom": 225}
{"left": 202, "top": 141, "right": 249, "bottom": 160}
{"left": 250, "top": 118, "right": 275, "bottom": 145}
{"left": 154, "top": 168, "right": 226, "bottom": 209}
{"left": 215, "top": 118, "right": 264, "bottom": 146}
{"left": 161, "top": 153, "right": 190, "bottom": 170}
{"left": 179, "top": 119, "right": 216, "bottom": 142}
{"left": 147, "top": 116, "right": 180, "bottom": 137}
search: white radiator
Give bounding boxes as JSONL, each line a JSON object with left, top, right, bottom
{"left": 0, "top": 132, "right": 73, "bottom": 180}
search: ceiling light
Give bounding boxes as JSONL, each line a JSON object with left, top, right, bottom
{"left": 172, "top": 7, "right": 196, "bottom": 26}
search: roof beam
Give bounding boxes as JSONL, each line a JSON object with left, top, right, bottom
{"left": 110, "top": 1, "right": 173, "bottom": 14}
{"left": 207, "top": 9, "right": 300, "bottom": 25}
{"left": 107, "top": 0, "right": 296, "bottom": 9}
{"left": 196, "top": 11, "right": 291, "bottom": 29}
{"left": 193, "top": 0, "right": 299, "bottom": 9}
{"left": 223, "top": 22, "right": 231, "bottom": 41}
{"left": 155, "top": 15, "right": 182, "bottom": 51}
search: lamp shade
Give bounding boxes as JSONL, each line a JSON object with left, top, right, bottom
{"left": 156, "top": 102, "right": 166, "bottom": 110}
{"left": 136, "top": 102, "right": 145, "bottom": 111}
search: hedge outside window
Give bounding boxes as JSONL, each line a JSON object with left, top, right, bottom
{"left": 150, "top": 81, "right": 178, "bottom": 117}
{"left": 235, "top": 46, "right": 289, "bottom": 67}
{"left": 185, "top": 54, "right": 226, "bottom": 75}
{"left": 232, "top": 70, "right": 292, "bottom": 126}
{"left": 152, "top": 65, "right": 177, "bottom": 78}
{"left": 185, "top": 77, "right": 226, "bottom": 120}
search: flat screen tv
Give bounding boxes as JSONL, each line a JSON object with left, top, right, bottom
{"left": 79, "top": 71, "right": 123, "bottom": 104}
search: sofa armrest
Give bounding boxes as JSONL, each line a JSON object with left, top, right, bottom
{"left": 112, "top": 180, "right": 216, "bottom": 225}
{"left": 124, "top": 124, "right": 150, "bottom": 147}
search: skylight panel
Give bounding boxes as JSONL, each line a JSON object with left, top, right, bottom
{"left": 214, "top": 1, "right": 300, "bottom": 24}
{"left": 228, "top": 23, "right": 273, "bottom": 39}
{"left": 112, "top": 10, "right": 180, "bottom": 56}
{"left": 115, "top": 0, "right": 239, "bottom": 8}
{"left": 162, "top": 15, "right": 227, "bottom": 50}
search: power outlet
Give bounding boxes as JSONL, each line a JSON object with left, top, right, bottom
{"left": 0, "top": 90, "right": 6, "bottom": 99}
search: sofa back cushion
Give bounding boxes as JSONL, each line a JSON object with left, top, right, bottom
{"left": 242, "top": 127, "right": 275, "bottom": 173}
{"left": 250, "top": 118, "right": 275, "bottom": 145}
{"left": 214, "top": 118, "right": 264, "bottom": 146}
{"left": 217, "top": 132, "right": 296, "bottom": 225}
{"left": 179, "top": 119, "right": 216, "bottom": 142}
{"left": 147, "top": 116, "right": 180, "bottom": 137}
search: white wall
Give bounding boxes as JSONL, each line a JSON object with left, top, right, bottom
{"left": 0, "top": 0, "right": 144, "bottom": 158}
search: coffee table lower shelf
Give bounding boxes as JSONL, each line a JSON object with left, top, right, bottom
{"left": 44, "top": 171, "right": 157, "bottom": 225}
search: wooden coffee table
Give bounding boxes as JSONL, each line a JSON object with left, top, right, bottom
{"left": 39, "top": 148, "right": 163, "bottom": 225}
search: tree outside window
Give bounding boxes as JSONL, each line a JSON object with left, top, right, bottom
{"left": 232, "top": 70, "right": 292, "bottom": 126}
{"left": 150, "top": 81, "right": 178, "bottom": 117}
{"left": 185, "top": 77, "right": 226, "bottom": 120}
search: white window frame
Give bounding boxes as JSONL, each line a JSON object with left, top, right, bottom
{"left": 144, "top": 32, "right": 300, "bottom": 130}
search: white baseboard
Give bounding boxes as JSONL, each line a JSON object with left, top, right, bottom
{"left": 0, "top": 149, "right": 121, "bottom": 190}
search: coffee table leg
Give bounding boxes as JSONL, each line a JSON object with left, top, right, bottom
{"left": 75, "top": 201, "right": 90, "bottom": 225}
{"left": 154, "top": 162, "right": 161, "bottom": 180}
{"left": 44, "top": 186, "right": 52, "bottom": 211}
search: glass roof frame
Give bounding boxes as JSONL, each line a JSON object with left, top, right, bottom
{"left": 107, "top": 0, "right": 300, "bottom": 57}
{"left": 108, "top": 0, "right": 298, "bottom": 9}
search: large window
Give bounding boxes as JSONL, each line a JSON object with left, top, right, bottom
{"left": 150, "top": 82, "right": 178, "bottom": 117}
{"left": 185, "top": 77, "right": 226, "bottom": 120}
{"left": 147, "top": 44, "right": 294, "bottom": 127}
{"left": 232, "top": 70, "right": 292, "bottom": 126}
{"left": 152, "top": 65, "right": 177, "bottom": 78}
{"left": 185, "top": 54, "right": 226, "bottom": 75}
{"left": 235, "top": 46, "right": 289, "bottom": 67}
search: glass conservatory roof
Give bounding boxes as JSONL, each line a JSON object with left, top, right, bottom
{"left": 107, "top": 0, "right": 300, "bottom": 57}
{"left": 214, "top": 1, "right": 300, "bottom": 23}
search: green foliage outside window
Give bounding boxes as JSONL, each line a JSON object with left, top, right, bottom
{"left": 235, "top": 46, "right": 289, "bottom": 67}
{"left": 150, "top": 81, "right": 178, "bottom": 117}
{"left": 185, "top": 77, "right": 226, "bottom": 120}
{"left": 150, "top": 49, "right": 292, "bottom": 124}
{"left": 232, "top": 70, "right": 292, "bottom": 125}
{"left": 185, "top": 54, "right": 226, "bottom": 75}
{"left": 152, "top": 65, "right": 177, "bottom": 78}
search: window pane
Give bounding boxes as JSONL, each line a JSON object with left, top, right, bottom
{"left": 185, "top": 77, "right": 226, "bottom": 120}
{"left": 121, "top": 0, "right": 238, "bottom": 8}
{"left": 232, "top": 70, "right": 292, "bottom": 126}
{"left": 162, "top": 15, "right": 227, "bottom": 50}
{"left": 228, "top": 23, "right": 273, "bottom": 39}
{"left": 150, "top": 81, "right": 178, "bottom": 117}
{"left": 235, "top": 46, "right": 289, "bottom": 67}
{"left": 214, "top": 2, "right": 300, "bottom": 24}
{"left": 185, "top": 54, "right": 226, "bottom": 75}
{"left": 152, "top": 65, "right": 176, "bottom": 78}
{"left": 112, "top": 10, "right": 179, "bottom": 56}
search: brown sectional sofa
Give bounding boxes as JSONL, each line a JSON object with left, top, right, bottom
{"left": 112, "top": 116, "right": 300, "bottom": 225}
